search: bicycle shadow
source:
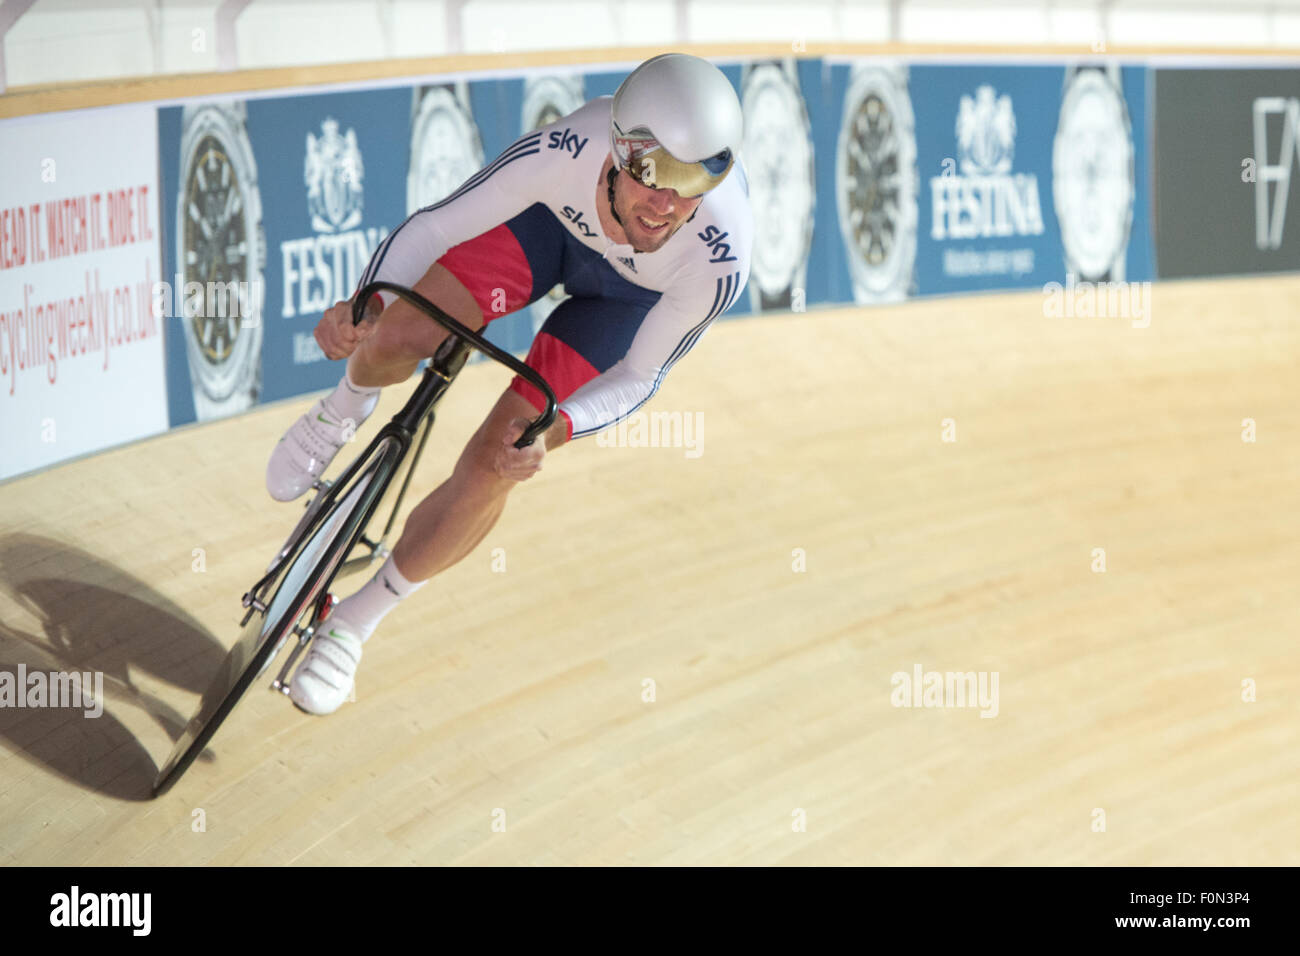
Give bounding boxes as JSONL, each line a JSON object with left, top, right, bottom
{"left": 0, "top": 533, "right": 228, "bottom": 801}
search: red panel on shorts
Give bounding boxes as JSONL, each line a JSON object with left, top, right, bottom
{"left": 437, "top": 224, "right": 533, "bottom": 320}
{"left": 509, "top": 331, "right": 598, "bottom": 440}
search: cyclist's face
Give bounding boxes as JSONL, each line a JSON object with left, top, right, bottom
{"left": 614, "top": 169, "right": 703, "bottom": 252}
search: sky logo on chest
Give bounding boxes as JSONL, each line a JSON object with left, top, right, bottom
{"left": 561, "top": 205, "right": 597, "bottom": 237}
{"left": 547, "top": 128, "right": 590, "bottom": 158}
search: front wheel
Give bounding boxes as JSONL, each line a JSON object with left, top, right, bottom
{"left": 152, "top": 438, "right": 401, "bottom": 796}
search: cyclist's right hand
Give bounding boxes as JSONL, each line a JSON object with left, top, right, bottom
{"left": 315, "top": 298, "right": 379, "bottom": 360}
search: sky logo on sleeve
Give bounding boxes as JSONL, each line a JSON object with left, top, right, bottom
{"left": 697, "top": 225, "right": 739, "bottom": 263}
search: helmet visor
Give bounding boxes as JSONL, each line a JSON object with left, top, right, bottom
{"left": 612, "top": 124, "right": 734, "bottom": 198}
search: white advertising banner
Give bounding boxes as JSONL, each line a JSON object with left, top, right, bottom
{"left": 0, "top": 105, "right": 167, "bottom": 482}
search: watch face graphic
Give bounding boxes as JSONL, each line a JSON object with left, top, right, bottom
{"left": 176, "top": 103, "right": 265, "bottom": 420}
{"left": 523, "top": 73, "right": 584, "bottom": 134}
{"left": 183, "top": 135, "right": 249, "bottom": 368}
{"left": 743, "top": 61, "right": 815, "bottom": 309}
{"left": 836, "top": 65, "right": 917, "bottom": 302}
{"left": 1053, "top": 69, "right": 1135, "bottom": 280}
{"left": 408, "top": 85, "right": 485, "bottom": 213}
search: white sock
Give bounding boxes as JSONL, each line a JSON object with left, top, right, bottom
{"left": 329, "top": 555, "right": 425, "bottom": 642}
{"left": 322, "top": 365, "right": 380, "bottom": 426}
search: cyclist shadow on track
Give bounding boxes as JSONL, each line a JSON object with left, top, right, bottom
{"left": 0, "top": 533, "right": 228, "bottom": 801}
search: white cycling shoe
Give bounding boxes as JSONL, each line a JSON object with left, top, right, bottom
{"left": 266, "top": 398, "right": 357, "bottom": 502}
{"left": 289, "top": 615, "right": 366, "bottom": 715}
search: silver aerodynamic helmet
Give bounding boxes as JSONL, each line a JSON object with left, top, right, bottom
{"left": 610, "top": 53, "right": 743, "bottom": 198}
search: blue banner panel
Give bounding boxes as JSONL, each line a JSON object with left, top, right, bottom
{"left": 255, "top": 89, "right": 410, "bottom": 406}
{"left": 1121, "top": 65, "right": 1155, "bottom": 283}
{"left": 153, "top": 56, "right": 1164, "bottom": 435}
{"left": 907, "top": 62, "right": 1154, "bottom": 295}
{"left": 804, "top": 57, "right": 853, "bottom": 309}
{"left": 912, "top": 64, "right": 1065, "bottom": 295}
{"left": 158, "top": 89, "right": 410, "bottom": 426}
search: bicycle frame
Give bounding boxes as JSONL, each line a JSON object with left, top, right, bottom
{"left": 154, "top": 282, "right": 558, "bottom": 796}
{"left": 244, "top": 282, "right": 557, "bottom": 617}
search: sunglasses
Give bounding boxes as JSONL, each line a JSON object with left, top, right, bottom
{"left": 612, "top": 124, "right": 734, "bottom": 199}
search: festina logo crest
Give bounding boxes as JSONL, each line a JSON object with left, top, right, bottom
{"left": 305, "top": 118, "right": 364, "bottom": 234}
{"left": 957, "top": 85, "right": 1016, "bottom": 175}
{"left": 931, "top": 85, "right": 1044, "bottom": 240}
{"left": 282, "top": 117, "right": 386, "bottom": 321}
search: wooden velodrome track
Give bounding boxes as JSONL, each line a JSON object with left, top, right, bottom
{"left": 1, "top": 276, "right": 1297, "bottom": 865}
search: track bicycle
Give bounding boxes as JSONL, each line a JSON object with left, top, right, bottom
{"left": 152, "top": 281, "right": 557, "bottom": 796}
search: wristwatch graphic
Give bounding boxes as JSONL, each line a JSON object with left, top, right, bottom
{"left": 408, "top": 82, "right": 485, "bottom": 214}
{"left": 742, "top": 59, "right": 815, "bottom": 312}
{"left": 836, "top": 62, "right": 918, "bottom": 303}
{"left": 1053, "top": 64, "right": 1135, "bottom": 282}
{"left": 176, "top": 100, "right": 266, "bottom": 421}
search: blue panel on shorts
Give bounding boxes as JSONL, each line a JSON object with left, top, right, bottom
{"left": 504, "top": 203, "right": 663, "bottom": 372}
{"left": 503, "top": 203, "right": 566, "bottom": 302}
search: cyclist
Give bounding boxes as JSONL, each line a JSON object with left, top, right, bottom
{"left": 266, "top": 53, "right": 753, "bottom": 714}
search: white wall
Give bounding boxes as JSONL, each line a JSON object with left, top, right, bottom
{"left": 5, "top": 0, "right": 1300, "bottom": 91}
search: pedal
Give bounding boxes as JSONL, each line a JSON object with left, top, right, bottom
{"left": 270, "top": 623, "right": 313, "bottom": 695}
{"left": 269, "top": 593, "right": 336, "bottom": 695}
